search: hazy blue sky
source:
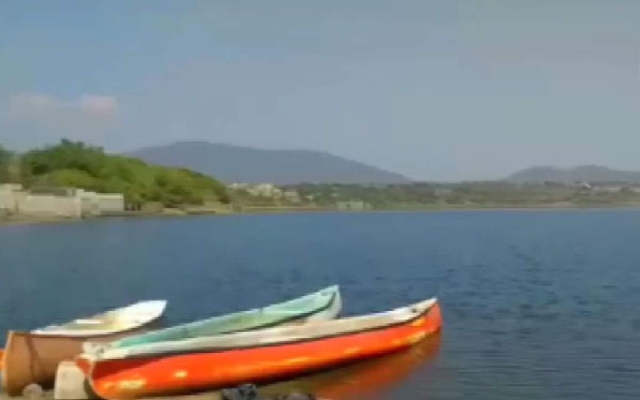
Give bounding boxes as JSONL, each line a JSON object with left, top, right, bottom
{"left": 1, "top": 0, "right": 639, "bottom": 181}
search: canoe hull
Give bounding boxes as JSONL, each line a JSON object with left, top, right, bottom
{"left": 0, "top": 324, "right": 158, "bottom": 396}
{"left": 102, "top": 286, "right": 341, "bottom": 351}
{"left": 79, "top": 302, "right": 442, "bottom": 400}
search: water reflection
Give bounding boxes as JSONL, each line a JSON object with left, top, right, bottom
{"left": 261, "top": 334, "right": 442, "bottom": 399}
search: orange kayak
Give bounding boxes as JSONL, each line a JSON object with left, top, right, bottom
{"left": 76, "top": 297, "right": 443, "bottom": 400}
{"left": 0, "top": 349, "right": 4, "bottom": 371}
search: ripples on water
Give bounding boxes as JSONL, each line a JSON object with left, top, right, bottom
{"left": 0, "top": 210, "right": 639, "bottom": 399}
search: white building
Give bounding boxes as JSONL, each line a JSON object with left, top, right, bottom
{"left": 0, "top": 184, "right": 124, "bottom": 218}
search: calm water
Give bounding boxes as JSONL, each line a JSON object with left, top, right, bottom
{"left": 1, "top": 210, "right": 639, "bottom": 399}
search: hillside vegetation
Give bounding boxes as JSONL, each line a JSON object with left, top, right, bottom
{"left": 13, "top": 140, "right": 229, "bottom": 207}
{"left": 0, "top": 145, "right": 12, "bottom": 183}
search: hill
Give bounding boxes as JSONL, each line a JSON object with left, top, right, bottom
{"left": 15, "top": 140, "right": 229, "bottom": 207}
{"left": 507, "top": 165, "right": 640, "bottom": 184}
{"left": 128, "top": 141, "right": 409, "bottom": 185}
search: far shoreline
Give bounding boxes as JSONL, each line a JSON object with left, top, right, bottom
{"left": 3, "top": 202, "right": 640, "bottom": 227}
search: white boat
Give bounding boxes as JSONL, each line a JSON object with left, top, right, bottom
{"left": 31, "top": 300, "right": 167, "bottom": 337}
{"left": 2, "top": 300, "right": 167, "bottom": 396}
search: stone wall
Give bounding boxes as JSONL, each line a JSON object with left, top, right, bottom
{"left": 93, "top": 193, "right": 125, "bottom": 215}
{"left": 0, "top": 184, "right": 20, "bottom": 213}
{"left": 77, "top": 190, "right": 125, "bottom": 216}
{"left": 0, "top": 184, "right": 124, "bottom": 219}
{"left": 16, "top": 193, "right": 82, "bottom": 218}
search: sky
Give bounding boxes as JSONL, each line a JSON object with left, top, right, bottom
{"left": 1, "top": 0, "right": 640, "bottom": 181}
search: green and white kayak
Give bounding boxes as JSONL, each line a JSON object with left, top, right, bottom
{"left": 84, "top": 285, "right": 341, "bottom": 352}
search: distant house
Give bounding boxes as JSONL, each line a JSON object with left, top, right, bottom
{"left": 576, "top": 181, "right": 592, "bottom": 190}
{"left": 283, "top": 190, "right": 301, "bottom": 203}
{"left": 229, "top": 183, "right": 249, "bottom": 190}
{"left": 231, "top": 183, "right": 284, "bottom": 199}
{"left": 249, "top": 184, "right": 282, "bottom": 198}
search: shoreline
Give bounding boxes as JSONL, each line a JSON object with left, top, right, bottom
{"left": 2, "top": 202, "right": 640, "bottom": 227}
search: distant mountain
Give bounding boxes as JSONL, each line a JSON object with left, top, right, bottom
{"left": 128, "top": 141, "right": 409, "bottom": 185}
{"left": 508, "top": 165, "right": 640, "bottom": 184}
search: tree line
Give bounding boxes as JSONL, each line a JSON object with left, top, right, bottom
{"left": 1, "top": 140, "right": 230, "bottom": 207}
{"left": 289, "top": 181, "right": 640, "bottom": 208}
{"left": 0, "top": 145, "right": 12, "bottom": 183}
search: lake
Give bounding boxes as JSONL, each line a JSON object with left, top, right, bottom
{"left": 1, "top": 210, "right": 639, "bottom": 399}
